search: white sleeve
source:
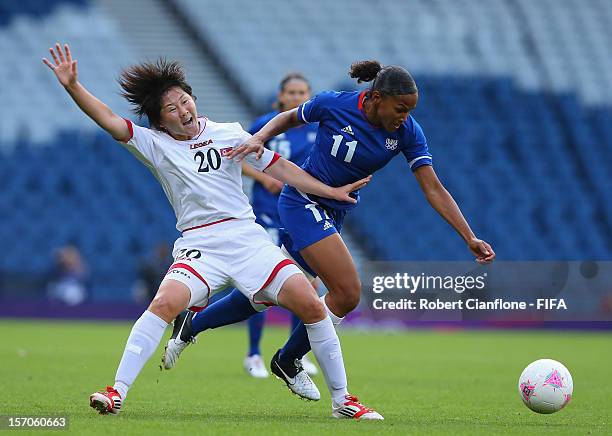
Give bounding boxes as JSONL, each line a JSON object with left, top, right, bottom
{"left": 245, "top": 147, "right": 280, "bottom": 171}
{"left": 232, "top": 122, "right": 252, "bottom": 144}
{"left": 118, "top": 119, "right": 158, "bottom": 166}
{"left": 231, "top": 122, "right": 280, "bottom": 171}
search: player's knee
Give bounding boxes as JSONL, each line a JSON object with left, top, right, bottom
{"left": 298, "top": 298, "right": 326, "bottom": 324}
{"left": 148, "top": 294, "right": 181, "bottom": 321}
{"left": 339, "top": 292, "right": 361, "bottom": 314}
{"left": 329, "top": 277, "right": 361, "bottom": 313}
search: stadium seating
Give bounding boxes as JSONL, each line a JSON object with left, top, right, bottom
{"left": 0, "top": 1, "right": 177, "bottom": 300}
{"left": 0, "top": 0, "right": 133, "bottom": 146}
{"left": 0, "top": 0, "right": 610, "bottom": 302}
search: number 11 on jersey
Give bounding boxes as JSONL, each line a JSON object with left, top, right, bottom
{"left": 331, "top": 135, "right": 358, "bottom": 163}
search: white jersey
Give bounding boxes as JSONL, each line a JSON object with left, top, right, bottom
{"left": 120, "top": 117, "right": 279, "bottom": 232}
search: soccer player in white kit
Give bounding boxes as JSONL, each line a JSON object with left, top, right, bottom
{"left": 43, "top": 43, "right": 383, "bottom": 420}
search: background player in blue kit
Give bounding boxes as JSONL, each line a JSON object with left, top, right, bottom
{"left": 165, "top": 60, "right": 495, "bottom": 401}
{"left": 241, "top": 73, "right": 320, "bottom": 378}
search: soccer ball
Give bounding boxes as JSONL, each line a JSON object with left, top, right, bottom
{"left": 518, "top": 359, "right": 573, "bottom": 414}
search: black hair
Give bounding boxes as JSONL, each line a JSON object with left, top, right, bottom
{"left": 349, "top": 60, "right": 417, "bottom": 96}
{"left": 118, "top": 58, "right": 194, "bottom": 128}
{"left": 276, "top": 72, "right": 311, "bottom": 111}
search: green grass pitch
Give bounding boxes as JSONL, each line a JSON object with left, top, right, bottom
{"left": 1, "top": 319, "right": 610, "bottom": 435}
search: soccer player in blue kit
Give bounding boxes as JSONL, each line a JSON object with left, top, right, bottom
{"left": 240, "top": 73, "right": 320, "bottom": 378}
{"left": 164, "top": 60, "right": 495, "bottom": 409}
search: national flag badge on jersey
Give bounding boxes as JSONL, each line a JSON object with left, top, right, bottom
{"left": 220, "top": 147, "right": 233, "bottom": 157}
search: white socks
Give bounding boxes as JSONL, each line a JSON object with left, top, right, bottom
{"left": 320, "top": 294, "right": 344, "bottom": 326}
{"left": 113, "top": 310, "right": 168, "bottom": 399}
{"left": 305, "top": 316, "right": 348, "bottom": 405}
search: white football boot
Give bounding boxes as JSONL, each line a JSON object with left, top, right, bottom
{"left": 162, "top": 310, "right": 196, "bottom": 370}
{"left": 270, "top": 349, "right": 320, "bottom": 401}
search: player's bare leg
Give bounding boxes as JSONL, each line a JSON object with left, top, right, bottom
{"left": 300, "top": 233, "right": 361, "bottom": 319}
{"left": 89, "top": 280, "right": 190, "bottom": 414}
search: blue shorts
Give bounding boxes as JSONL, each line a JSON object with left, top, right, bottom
{"left": 278, "top": 186, "right": 346, "bottom": 276}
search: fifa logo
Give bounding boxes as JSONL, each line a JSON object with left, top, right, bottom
{"left": 385, "top": 138, "right": 398, "bottom": 150}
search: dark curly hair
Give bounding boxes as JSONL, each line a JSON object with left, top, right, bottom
{"left": 118, "top": 58, "right": 194, "bottom": 128}
{"left": 349, "top": 60, "right": 417, "bottom": 96}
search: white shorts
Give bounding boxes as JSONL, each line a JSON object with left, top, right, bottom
{"left": 161, "top": 219, "right": 302, "bottom": 312}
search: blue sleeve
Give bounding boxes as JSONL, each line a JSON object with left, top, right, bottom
{"left": 401, "top": 116, "right": 432, "bottom": 171}
{"left": 296, "top": 91, "right": 340, "bottom": 123}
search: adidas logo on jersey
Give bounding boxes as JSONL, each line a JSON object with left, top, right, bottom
{"left": 323, "top": 220, "right": 333, "bottom": 231}
{"left": 385, "top": 138, "right": 398, "bottom": 150}
{"left": 341, "top": 125, "right": 354, "bottom": 135}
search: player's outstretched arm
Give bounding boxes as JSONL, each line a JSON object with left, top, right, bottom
{"left": 229, "top": 109, "right": 302, "bottom": 161}
{"left": 265, "top": 158, "right": 370, "bottom": 203}
{"left": 414, "top": 165, "right": 496, "bottom": 264}
{"left": 42, "top": 43, "right": 130, "bottom": 142}
{"left": 242, "top": 161, "right": 284, "bottom": 194}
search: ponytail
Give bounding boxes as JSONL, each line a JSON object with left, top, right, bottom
{"left": 349, "top": 59, "right": 417, "bottom": 96}
{"left": 349, "top": 60, "right": 383, "bottom": 83}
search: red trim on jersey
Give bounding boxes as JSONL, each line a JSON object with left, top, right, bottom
{"left": 167, "top": 262, "right": 212, "bottom": 311}
{"left": 115, "top": 118, "right": 134, "bottom": 143}
{"left": 264, "top": 152, "right": 281, "bottom": 170}
{"left": 252, "top": 259, "right": 296, "bottom": 306}
{"left": 182, "top": 217, "right": 236, "bottom": 233}
{"left": 357, "top": 91, "right": 367, "bottom": 110}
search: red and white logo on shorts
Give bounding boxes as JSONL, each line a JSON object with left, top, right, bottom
{"left": 220, "top": 147, "right": 233, "bottom": 157}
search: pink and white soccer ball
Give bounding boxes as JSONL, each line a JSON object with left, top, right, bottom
{"left": 518, "top": 359, "right": 573, "bottom": 414}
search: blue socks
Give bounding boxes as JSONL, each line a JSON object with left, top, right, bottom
{"left": 290, "top": 312, "right": 301, "bottom": 332}
{"left": 191, "top": 288, "right": 257, "bottom": 335}
{"left": 247, "top": 311, "right": 303, "bottom": 356}
{"left": 278, "top": 320, "right": 311, "bottom": 363}
{"left": 191, "top": 288, "right": 313, "bottom": 364}
{"left": 247, "top": 311, "right": 266, "bottom": 356}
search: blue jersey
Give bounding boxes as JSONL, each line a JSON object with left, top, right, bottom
{"left": 249, "top": 111, "right": 318, "bottom": 224}
{"left": 294, "top": 90, "right": 432, "bottom": 210}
